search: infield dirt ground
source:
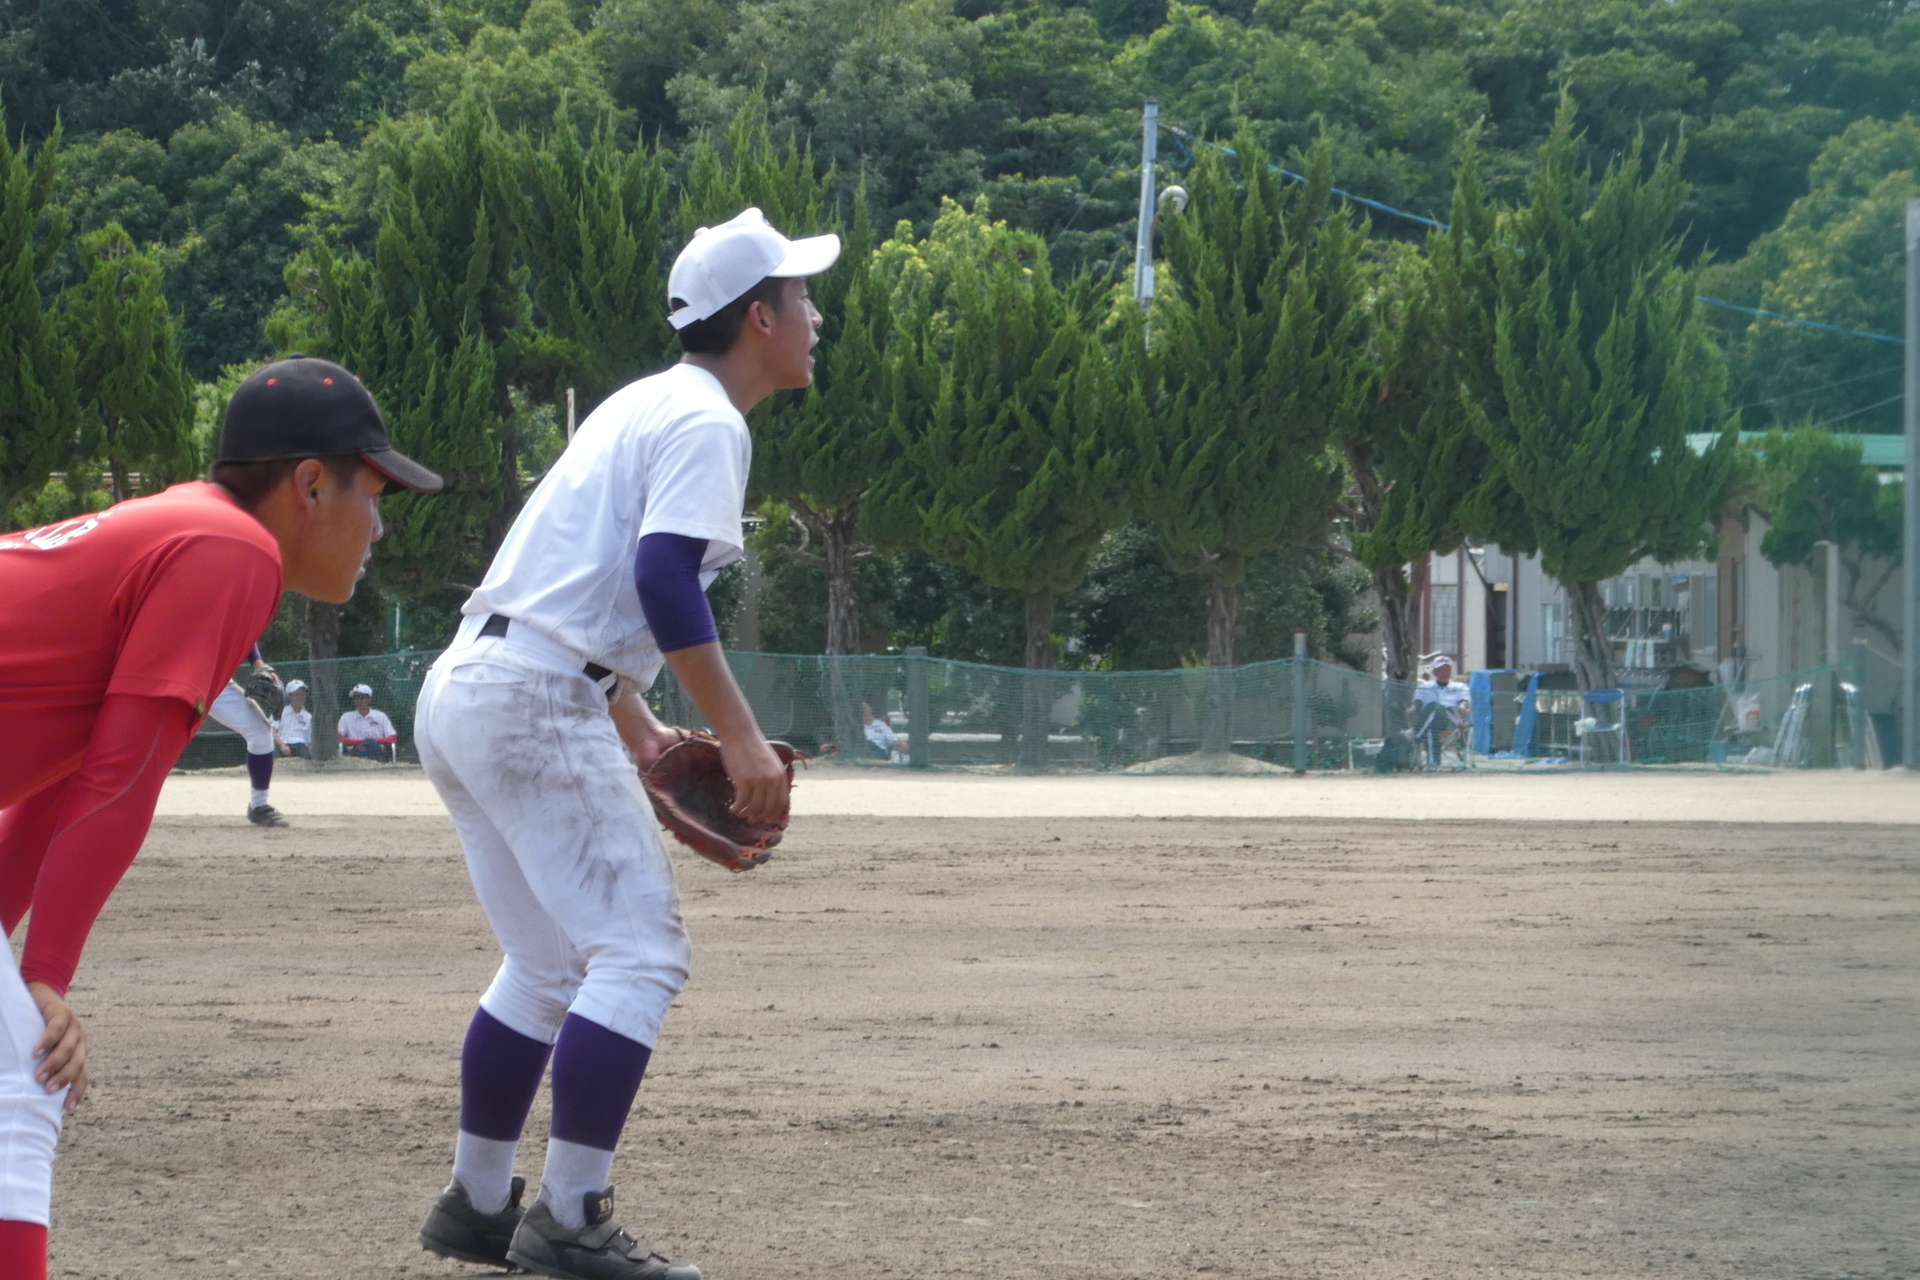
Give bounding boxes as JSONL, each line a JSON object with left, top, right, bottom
{"left": 44, "top": 807, "right": 1920, "bottom": 1279}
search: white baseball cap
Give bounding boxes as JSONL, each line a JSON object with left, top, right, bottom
{"left": 667, "top": 207, "right": 841, "bottom": 330}
{"left": 284, "top": 679, "right": 307, "bottom": 695}
{"left": 350, "top": 683, "right": 373, "bottom": 697}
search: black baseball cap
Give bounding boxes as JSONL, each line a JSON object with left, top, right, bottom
{"left": 219, "top": 355, "right": 443, "bottom": 494}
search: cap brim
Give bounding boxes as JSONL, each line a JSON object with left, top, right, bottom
{"left": 771, "top": 233, "right": 841, "bottom": 278}
{"left": 361, "top": 448, "right": 444, "bottom": 495}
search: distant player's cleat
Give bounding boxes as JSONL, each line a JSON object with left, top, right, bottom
{"left": 246, "top": 804, "right": 289, "bottom": 828}
{"left": 507, "top": 1186, "right": 701, "bottom": 1280}
{"left": 419, "top": 1175, "right": 527, "bottom": 1269}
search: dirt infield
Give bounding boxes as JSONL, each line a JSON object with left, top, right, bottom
{"left": 47, "top": 812, "right": 1920, "bottom": 1279}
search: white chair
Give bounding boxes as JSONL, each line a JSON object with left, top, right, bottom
{"left": 1577, "top": 689, "right": 1628, "bottom": 766}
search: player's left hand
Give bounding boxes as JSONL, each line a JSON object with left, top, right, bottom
{"left": 25, "top": 981, "right": 88, "bottom": 1108}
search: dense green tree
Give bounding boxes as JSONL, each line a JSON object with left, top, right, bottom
{"left": 0, "top": 114, "right": 74, "bottom": 516}
{"left": 512, "top": 108, "right": 674, "bottom": 409}
{"left": 1704, "top": 116, "right": 1920, "bottom": 436}
{"left": 271, "top": 99, "right": 545, "bottom": 684}
{"left": 57, "top": 111, "right": 350, "bottom": 377}
{"left": 1455, "top": 97, "right": 1736, "bottom": 690}
{"left": 1753, "top": 426, "right": 1902, "bottom": 651}
{"left": 62, "top": 223, "right": 195, "bottom": 502}
{"left": 866, "top": 197, "right": 1136, "bottom": 766}
{"left": 868, "top": 199, "right": 1134, "bottom": 661}
{"left": 1133, "top": 131, "right": 1362, "bottom": 750}
{"left": 406, "top": 0, "right": 631, "bottom": 136}
{"left": 666, "top": 0, "right": 985, "bottom": 224}
{"left": 1336, "top": 237, "right": 1484, "bottom": 687}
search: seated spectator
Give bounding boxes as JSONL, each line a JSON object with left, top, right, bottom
{"left": 861, "top": 701, "right": 908, "bottom": 763}
{"left": 338, "top": 682, "right": 399, "bottom": 761}
{"left": 276, "top": 679, "right": 314, "bottom": 759}
{"left": 1411, "top": 656, "right": 1471, "bottom": 768}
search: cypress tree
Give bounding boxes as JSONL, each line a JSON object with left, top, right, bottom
{"left": 515, "top": 107, "right": 676, "bottom": 411}
{"left": 1337, "top": 240, "right": 1485, "bottom": 689}
{"left": 63, "top": 223, "right": 195, "bottom": 504}
{"left": 867, "top": 198, "right": 1137, "bottom": 769}
{"left": 1134, "top": 132, "right": 1363, "bottom": 754}
{"left": 1455, "top": 97, "right": 1736, "bottom": 691}
{"left": 0, "top": 111, "right": 73, "bottom": 516}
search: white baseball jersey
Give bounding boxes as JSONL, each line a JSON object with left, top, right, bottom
{"left": 277, "top": 705, "right": 313, "bottom": 746}
{"left": 1414, "top": 679, "right": 1470, "bottom": 725}
{"left": 338, "top": 708, "right": 396, "bottom": 742}
{"left": 462, "top": 363, "right": 749, "bottom": 687}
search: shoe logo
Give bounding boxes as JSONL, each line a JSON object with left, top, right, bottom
{"left": 589, "top": 1191, "right": 613, "bottom": 1224}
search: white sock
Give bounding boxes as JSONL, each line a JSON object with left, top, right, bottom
{"left": 451, "top": 1131, "right": 520, "bottom": 1215}
{"left": 538, "top": 1137, "right": 616, "bottom": 1229}
{"left": 250, "top": 788, "right": 270, "bottom": 808}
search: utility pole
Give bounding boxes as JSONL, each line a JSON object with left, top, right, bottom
{"left": 1133, "top": 101, "right": 1158, "bottom": 304}
{"left": 1905, "top": 200, "right": 1919, "bottom": 769}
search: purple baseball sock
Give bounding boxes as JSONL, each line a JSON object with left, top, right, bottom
{"left": 245, "top": 751, "right": 274, "bottom": 793}
{"left": 538, "top": 1015, "right": 650, "bottom": 1227}
{"left": 549, "top": 1013, "right": 651, "bottom": 1151}
{"left": 461, "top": 1007, "right": 554, "bottom": 1141}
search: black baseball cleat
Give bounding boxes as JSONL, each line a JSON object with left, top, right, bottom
{"left": 419, "top": 1175, "right": 527, "bottom": 1269}
{"left": 247, "top": 804, "right": 290, "bottom": 828}
{"left": 506, "top": 1186, "right": 701, "bottom": 1280}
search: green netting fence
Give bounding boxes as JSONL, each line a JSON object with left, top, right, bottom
{"left": 180, "top": 647, "right": 1881, "bottom": 773}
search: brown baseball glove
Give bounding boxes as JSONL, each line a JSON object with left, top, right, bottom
{"left": 641, "top": 732, "right": 803, "bottom": 873}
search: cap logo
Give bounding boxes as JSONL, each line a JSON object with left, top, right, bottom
{"left": 323, "top": 377, "right": 334, "bottom": 385}
{"left": 266, "top": 378, "right": 276, "bottom": 385}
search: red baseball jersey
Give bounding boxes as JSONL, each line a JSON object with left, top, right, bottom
{"left": 0, "top": 482, "right": 283, "bottom": 809}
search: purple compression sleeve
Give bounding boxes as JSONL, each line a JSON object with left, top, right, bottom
{"left": 549, "top": 1013, "right": 651, "bottom": 1151}
{"left": 460, "top": 1007, "right": 554, "bottom": 1141}
{"left": 635, "top": 532, "right": 719, "bottom": 653}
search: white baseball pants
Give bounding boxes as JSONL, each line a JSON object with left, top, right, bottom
{"left": 208, "top": 681, "right": 275, "bottom": 754}
{"left": 0, "top": 947, "right": 66, "bottom": 1226}
{"left": 415, "top": 629, "right": 690, "bottom": 1049}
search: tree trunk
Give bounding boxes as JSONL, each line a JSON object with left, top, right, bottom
{"left": 817, "top": 505, "right": 866, "bottom": 762}
{"left": 1374, "top": 563, "right": 1419, "bottom": 755}
{"left": 822, "top": 510, "right": 862, "bottom": 657}
{"left": 486, "top": 424, "right": 524, "bottom": 556}
{"left": 1202, "top": 574, "right": 1238, "bottom": 756}
{"left": 305, "top": 598, "right": 341, "bottom": 762}
{"left": 1018, "top": 587, "right": 1056, "bottom": 774}
{"left": 1565, "top": 579, "right": 1617, "bottom": 691}
{"left": 107, "top": 454, "right": 131, "bottom": 506}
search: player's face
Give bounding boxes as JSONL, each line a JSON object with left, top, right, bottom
{"left": 761, "top": 277, "right": 822, "bottom": 389}
{"left": 288, "top": 461, "right": 388, "bottom": 604}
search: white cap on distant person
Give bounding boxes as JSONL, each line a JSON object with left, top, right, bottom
{"left": 284, "top": 679, "right": 307, "bottom": 695}
{"left": 350, "top": 683, "right": 373, "bottom": 697}
{"left": 667, "top": 207, "right": 841, "bottom": 330}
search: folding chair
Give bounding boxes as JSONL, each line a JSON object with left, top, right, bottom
{"left": 1578, "top": 689, "right": 1628, "bottom": 765}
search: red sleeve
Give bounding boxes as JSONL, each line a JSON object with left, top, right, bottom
{"left": 19, "top": 695, "right": 196, "bottom": 993}
{"left": 0, "top": 781, "right": 68, "bottom": 938}
{"left": 107, "top": 536, "right": 282, "bottom": 711}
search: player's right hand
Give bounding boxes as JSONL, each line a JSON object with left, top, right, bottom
{"left": 26, "top": 981, "right": 88, "bottom": 1109}
{"left": 720, "top": 735, "right": 790, "bottom": 823}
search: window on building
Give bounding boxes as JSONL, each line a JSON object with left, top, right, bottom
{"left": 1430, "top": 583, "right": 1460, "bottom": 657}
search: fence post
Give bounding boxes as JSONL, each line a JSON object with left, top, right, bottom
{"left": 906, "top": 646, "right": 931, "bottom": 770}
{"left": 1292, "top": 631, "right": 1308, "bottom": 774}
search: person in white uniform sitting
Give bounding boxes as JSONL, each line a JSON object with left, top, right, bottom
{"left": 337, "top": 682, "right": 398, "bottom": 761}
{"left": 276, "top": 679, "right": 314, "bottom": 758}
{"left": 1411, "top": 655, "right": 1471, "bottom": 768}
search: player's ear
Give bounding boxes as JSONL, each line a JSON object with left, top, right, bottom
{"left": 290, "top": 458, "right": 326, "bottom": 514}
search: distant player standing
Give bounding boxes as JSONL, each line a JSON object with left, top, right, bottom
{"left": 0, "top": 357, "right": 440, "bottom": 1279}
{"left": 414, "top": 208, "right": 836, "bottom": 1280}
{"left": 205, "top": 646, "right": 290, "bottom": 825}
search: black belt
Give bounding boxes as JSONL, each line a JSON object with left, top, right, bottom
{"left": 480, "top": 614, "right": 619, "bottom": 697}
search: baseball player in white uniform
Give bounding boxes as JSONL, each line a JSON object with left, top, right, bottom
{"left": 205, "top": 646, "right": 288, "bottom": 826}
{"left": 414, "top": 207, "right": 836, "bottom": 1280}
